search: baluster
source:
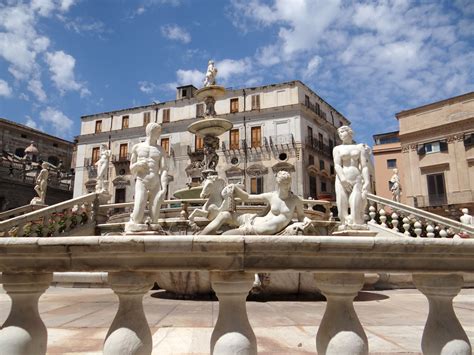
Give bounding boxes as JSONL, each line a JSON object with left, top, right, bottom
{"left": 414, "top": 220, "right": 422, "bottom": 238}
{"left": 379, "top": 208, "right": 387, "bottom": 228}
{"left": 104, "top": 272, "right": 155, "bottom": 355}
{"left": 402, "top": 217, "right": 411, "bottom": 236}
{"left": 0, "top": 273, "right": 53, "bottom": 355}
{"left": 413, "top": 274, "right": 471, "bottom": 355}
{"left": 315, "top": 273, "right": 368, "bottom": 355}
{"left": 42, "top": 214, "right": 50, "bottom": 237}
{"left": 391, "top": 212, "right": 399, "bottom": 232}
{"left": 368, "top": 206, "right": 376, "bottom": 223}
{"left": 426, "top": 222, "right": 435, "bottom": 238}
{"left": 439, "top": 226, "right": 448, "bottom": 238}
{"left": 211, "top": 272, "right": 257, "bottom": 355}
{"left": 63, "top": 208, "right": 72, "bottom": 233}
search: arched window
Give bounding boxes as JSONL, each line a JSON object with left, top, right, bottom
{"left": 15, "top": 148, "right": 25, "bottom": 158}
{"left": 48, "top": 156, "right": 59, "bottom": 166}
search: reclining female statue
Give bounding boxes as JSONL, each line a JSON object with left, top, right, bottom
{"left": 199, "top": 170, "right": 309, "bottom": 235}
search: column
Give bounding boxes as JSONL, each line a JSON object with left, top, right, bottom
{"left": 315, "top": 273, "right": 368, "bottom": 355}
{"left": 413, "top": 274, "right": 471, "bottom": 355}
{"left": 210, "top": 272, "right": 257, "bottom": 355}
{"left": 104, "top": 272, "right": 155, "bottom": 355}
{"left": 0, "top": 273, "right": 53, "bottom": 355}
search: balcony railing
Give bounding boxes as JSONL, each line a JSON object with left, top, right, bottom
{"left": 305, "top": 135, "right": 333, "bottom": 157}
{"left": 112, "top": 153, "right": 131, "bottom": 163}
{"left": 0, "top": 235, "right": 472, "bottom": 354}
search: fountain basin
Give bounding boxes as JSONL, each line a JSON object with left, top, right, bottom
{"left": 188, "top": 117, "right": 233, "bottom": 137}
{"left": 173, "top": 186, "right": 203, "bottom": 199}
{"left": 194, "top": 85, "right": 226, "bottom": 101}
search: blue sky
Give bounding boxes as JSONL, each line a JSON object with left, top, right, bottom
{"left": 0, "top": 0, "right": 473, "bottom": 145}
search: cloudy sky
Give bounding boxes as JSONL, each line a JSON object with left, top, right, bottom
{"left": 0, "top": 0, "right": 473, "bottom": 144}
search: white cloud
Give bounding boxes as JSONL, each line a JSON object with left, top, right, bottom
{"left": 160, "top": 24, "right": 191, "bottom": 44}
{"left": 25, "top": 116, "right": 42, "bottom": 130}
{"left": 176, "top": 69, "right": 204, "bottom": 87}
{"left": 0, "top": 79, "right": 12, "bottom": 97}
{"left": 303, "top": 55, "right": 321, "bottom": 79}
{"left": 27, "top": 78, "right": 47, "bottom": 101}
{"left": 216, "top": 58, "right": 252, "bottom": 82}
{"left": 39, "top": 107, "right": 73, "bottom": 137}
{"left": 139, "top": 81, "right": 157, "bottom": 94}
{"left": 45, "top": 50, "right": 89, "bottom": 95}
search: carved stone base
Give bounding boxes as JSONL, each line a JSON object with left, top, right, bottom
{"left": 124, "top": 222, "right": 167, "bottom": 235}
{"left": 30, "top": 197, "right": 45, "bottom": 205}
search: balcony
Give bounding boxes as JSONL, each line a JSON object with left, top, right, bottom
{"left": 112, "top": 153, "right": 131, "bottom": 164}
{"left": 0, "top": 234, "right": 472, "bottom": 354}
{"left": 305, "top": 135, "right": 333, "bottom": 158}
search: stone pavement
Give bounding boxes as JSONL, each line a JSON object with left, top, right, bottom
{"left": 0, "top": 287, "right": 472, "bottom": 354}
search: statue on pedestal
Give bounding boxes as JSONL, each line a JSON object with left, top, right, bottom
{"left": 389, "top": 168, "right": 402, "bottom": 202}
{"left": 125, "top": 123, "right": 168, "bottom": 233}
{"left": 460, "top": 208, "right": 473, "bottom": 226}
{"left": 95, "top": 143, "right": 111, "bottom": 193}
{"left": 333, "top": 126, "right": 371, "bottom": 230}
{"left": 203, "top": 60, "right": 217, "bottom": 87}
{"left": 31, "top": 162, "right": 49, "bottom": 205}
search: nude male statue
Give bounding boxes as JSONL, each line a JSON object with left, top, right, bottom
{"left": 125, "top": 123, "right": 168, "bottom": 232}
{"left": 31, "top": 162, "right": 49, "bottom": 205}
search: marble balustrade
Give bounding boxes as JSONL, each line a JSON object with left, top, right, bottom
{"left": 0, "top": 235, "right": 473, "bottom": 355}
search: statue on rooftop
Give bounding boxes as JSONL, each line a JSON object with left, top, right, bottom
{"left": 95, "top": 143, "right": 111, "bottom": 193}
{"left": 333, "top": 126, "right": 371, "bottom": 230}
{"left": 203, "top": 60, "right": 217, "bottom": 87}
{"left": 125, "top": 123, "right": 168, "bottom": 233}
{"left": 31, "top": 162, "right": 49, "bottom": 205}
{"left": 389, "top": 168, "right": 401, "bottom": 203}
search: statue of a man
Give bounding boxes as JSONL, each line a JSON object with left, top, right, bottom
{"left": 125, "top": 123, "right": 168, "bottom": 232}
{"left": 203, "top": 60, "right": 217, "bottom": 87}
{"left": 389, "top": 168, "right": 401, "bottom": 202}
{"left": 95, "top": 143, "right": 111, "bottom": 193}
{"left": 333, "top": 126, "right": 371, "bottom": 229}
{"left": 31, "top": 162, "right": 49, "bottom": 205}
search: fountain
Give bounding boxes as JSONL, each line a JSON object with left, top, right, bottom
{"left": 173, "top": 60, "right": 233, "bottom": 199}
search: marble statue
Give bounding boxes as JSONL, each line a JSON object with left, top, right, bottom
{"left": 199, "top": 170, "right": 310, "bottom": 235}
{"left": 31, "top": 162, "right": 49, "bottom": 205}
{"left": 95, "top": 143, "right": 111, "bottom": 193}
{"left": 390, "top": 168, "right": 401, "bottom": 202}
{"left": 203, "top": 60, "right": 217, "bottom": 87}
{"left": 460, "top": 208, "right": 473, "bottom": 225}
{"left": 188, "top": 174, "right": 227, "bottom": 230}
{"left": 333, "top": 126, "right": 371, "bottom": 229}
{"left": 125, "top": 123, "right": 168, "bottom": 233}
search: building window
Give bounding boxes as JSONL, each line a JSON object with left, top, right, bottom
{"left": 318, "top": 133, "right": 324, "bottom": 150}
{"left": 251, "top": 126, "right": 262, "bottom": 148}
{"left": 319, "top": 159, "right": 325, "bottom": 170}
{"left": 162, "top": 109, "right": 170, "bottom": 123}
{"left": 321, "top": 180, "right": 327, "bottom": 192}
{"left": 122, "top": 116, "right": 129, "bottom": 129}
{"left": 251, "top": 94, "right": 260, "bottom": 110}
{"left": 464, "top": 133, "right": 473, "bottom": 148}
{"left": 387, "top": 159, "right": 397, "bottom": 168}
{"left": 419, "top": 140, "right": 448, "bottom": 155}
{"left": 119, "top": 144, "right": 128, "bottom": 160}
{"left": 91, "top": 147, "right": 100, "bottom": 164}
{"left": 15, "top": 148, "right": 25, "bottom": 158}
{"left": 53, "top": 143, "right": 58, "bottom": 147}
{"left": 195, "top": 135, "right": 204, "bottom": 150}
{"left": 308, "top": 126, "right": 313, "bottom": 142}
{"left": 21, "top": 134, "right": 27, "bottom": 138}
{"left": 308, "top": 154, "right": 314, "bottom": 166}
{"left": 115, "top": 188, "right": 126, "bottom": 203}
{"left": 309, "top": 176, "right": 317, "bottom": 198}
{"left": 315, "top": 103, "right": 320, "bottom": 115}
{"left": 161, "top": 137, "right": 169, "bottom": 154}
{"left": 182, "top": 89, "right": 187, "bottom": 97}
{"left": 305, "top": 95, "right": 310, "bottom": 107}
{"left": 229, "top": 129, "right": 240, "bottom": 150}
{"left": 48, "top": 156, "right": 59, "bottom": 166}
{"left": 250, "top": 177, "right": 263, "bottom": 194}
{"left": 329, "top": 139, "right": 334, "bottom": 150}
{"left": 330, "top": 164, "right": 335, "bottom": 175}
{"left": 95, "top": 120, "right": 102, "bottom": 133}
{"left": 196, "top": 103, "right": 204, "bottom": 117}
{"left": 230, "top": 98, "right": 239, "bottom": 113}
{"left": 143, "top": 112, "right": 151, "bottom": 126}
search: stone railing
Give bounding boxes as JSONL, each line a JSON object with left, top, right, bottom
{"left": 0, "top": 193, "right": 104, "bottom": 238}
{"left": 0, "top": 235, "right": 472, "bottom": 354}
{"left": 367, "top": 193, "right": 474, "bottom": 238}
{"left": 0, "top": 204, "right": 47, "bottom": 222}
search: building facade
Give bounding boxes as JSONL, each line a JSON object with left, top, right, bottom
{"left": 372, "top": 131, "right": 405, "bottom": 203}
{"left": 0, "top": 118, "right": 75, "bottom": 210}
{"left": 387, "top": 92, "right": 474, "bottom": 216}
{"left": 73, "top": 81, "right": 350, "bottom": 204}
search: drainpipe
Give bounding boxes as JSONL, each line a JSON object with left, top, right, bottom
{"left": 243, "top": 89, "right": 247, "bottom": 187}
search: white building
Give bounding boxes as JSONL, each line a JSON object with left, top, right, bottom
{"left": 73, "top": 81, "right": 350, "bottom": 204}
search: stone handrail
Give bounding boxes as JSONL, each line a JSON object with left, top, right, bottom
{"left": 367, "top": 193, "right": 474, "bottom": 238}
{"left": 0, "top": 204, "right": 47, "bottom": 222}
{"left": 0, "top": 193, "right": 102, "bottom": 238}
{"left": 0, "top": 235, "right": 472, "bottom": 354}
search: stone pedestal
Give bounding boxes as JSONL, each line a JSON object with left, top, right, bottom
{"left": 211, "top": 272, "right": 257, "bottom": 355}
{"left": 0, "top": 273, "right": 52, "bottom": 355}
{"left": 104, "top": 272, "right": 155, "bottom": 355}
{"left": 413, "top": 274, "right": 471, "bottom": 355}
{"left": 315, "top": 273, "right": 368, "bottom": 355}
